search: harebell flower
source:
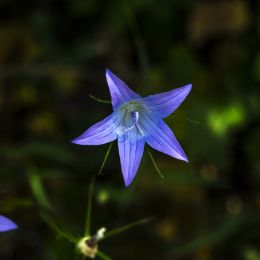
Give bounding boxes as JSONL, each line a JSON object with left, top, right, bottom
{"left": 72, "top": 69, "right": 192, "bottom": 186}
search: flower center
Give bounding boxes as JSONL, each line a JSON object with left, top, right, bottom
{"left": 122, "top": 111, "right": 139, "bottom": 131}
{"left": 118, "top": 100, "right": 146, "bottom": 136}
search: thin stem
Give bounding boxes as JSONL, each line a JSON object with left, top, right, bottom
{"left": 84, "top": 178, "right": 95, "bottom": 236}
{"left": 98, "top": 142, "right": 114, "bottom": 175}
{"left": 40, "top": 212, "right": 78, "bottom": 243}
{"left": 102, "top": 216, "right": 154, "bottom": 240}
{"left": 147, "top": 148, "right": 164, "bottom": 179}
{"left": 173, "top": 113, "right": 203, "bottom": 126}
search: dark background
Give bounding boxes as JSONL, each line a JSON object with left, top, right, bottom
{"left": 0, "top": 0, "right": 259, "bottom": 259}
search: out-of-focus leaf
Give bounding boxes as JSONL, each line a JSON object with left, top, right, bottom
{"left": 170, "top": 214, "right": 255, "bottom": 257}
{"left": 208, "top": 103, "right": 246, "bottom": 136}
{"left": 244, "top": 247, "right": 260, "bottom": 260}
{"left": 0, "top": 141, "right": 75, "bottom": 163}
{"left": 189, "top": 1, "right": 251, "bottom": 45}
{"left": 0, "top": 198, "right": 33, "bottom": 211}
{"left": 28, "top": 167, "right": 52, "bottom": 210}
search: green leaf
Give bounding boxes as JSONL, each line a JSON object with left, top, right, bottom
{"left": 170, "top": 214, "right": 254, "bottom": 257}
{"left": 28, "top": 167, "right": 53, "bottom": 211}
{"left": 0, "top": 141, "right": 75, "bottom": 163}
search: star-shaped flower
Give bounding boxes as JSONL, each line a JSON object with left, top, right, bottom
{"left": 72, "top": 69, "right": 192, "bottom": 186}
{"left": 0, "top": 215, "right": 17, "bottom": 232}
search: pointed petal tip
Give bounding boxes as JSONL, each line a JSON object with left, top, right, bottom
{"left": 71, "top": 138, "right": 79, "bottom": 145}
{"left": 124, "top": 178, "right": 133, "bottom": 187}
{"left": 184, "top": 83, "right": 192, "bottom": 93}
{"left": 10, "top": 223, "right": 18, "bottom": 230}
{"left": 179, "top": 154, "right": 189, "bottom": 163}
{"left": 0, "top": 216, "right": 17, "bottom": 232}
{"left": 168, "top": 151, "right": 189, "bottom": 163}
{"left": 71, "top": 136, "right": 89, "bottom": 145}
{"left": 105, "top": 68, "right": 113, "bottom": 77}
{"left": 184, "top": 157, "right": 189, "bottom": 163}
{"left": 106, "top": 68, "right": 121, "bottom": 83}
{"left": 105, "top": 68, "right": 115, "bottom": 83}
{"left": 71, "top": 135, "right": 83, "bottom": 145}
{"left": 122, "top": 170, "right": 134, "bottom": 187}
{"left": 4, "top": 223, "right": 18, "bottom": 232}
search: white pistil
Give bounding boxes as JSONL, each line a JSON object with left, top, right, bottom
{"left": 122, "top": 111, "right": 139, "bottom": 131}
{"left": 136, "top": 124, "right": 144, "bottom": 136}
{"left": 122, "top": 111, "right": 144, "bottom": 136}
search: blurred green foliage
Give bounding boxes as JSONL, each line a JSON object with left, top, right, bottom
{"left": 0, "top": 0, "right": 259, "bottom": 259}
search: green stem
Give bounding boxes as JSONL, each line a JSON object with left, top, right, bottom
{"left": 84, "top": 178, "right": 95, "bottom": 236}
{"left": 102, "top": 216, "right": 154, "bottom": 240}
{"left": 96, "top": 250, "right": 112, "bottom": 260}
{"left": 89, "top": 94, "right": 111, "bottom": 104}
{"left": 173, "top": 113, "right": 203, "bottom": 126}
{"left": 40, "top": 212, "right": 78, "bottom": 243}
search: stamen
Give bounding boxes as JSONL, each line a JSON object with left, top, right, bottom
{"left": 136, "top": 124, "right": 144, "bottom": 136}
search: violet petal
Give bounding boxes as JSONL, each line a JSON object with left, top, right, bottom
{"left": 141, "top": 114, "right": 188, "bottom": 162}
{"left": 118, "top": 128, "right": 145, "bottom": 187}
{"left": 144, "top": 84, "right": 192, "bottom": 118}
{"left": 0, "top": 215, "right": 17, "bottom": 232}
{"left": 106, "top": 69, "right": 140, "bottom": 109}
{"left": 72, "top": 113, "right": 117, "bottom": 145}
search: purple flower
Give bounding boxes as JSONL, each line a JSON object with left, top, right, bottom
{"left": 0, "top": 215, "right": 17, "bottom": 232}
{"left": 72, "top": 69, "right": 192, "bottom": 186}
